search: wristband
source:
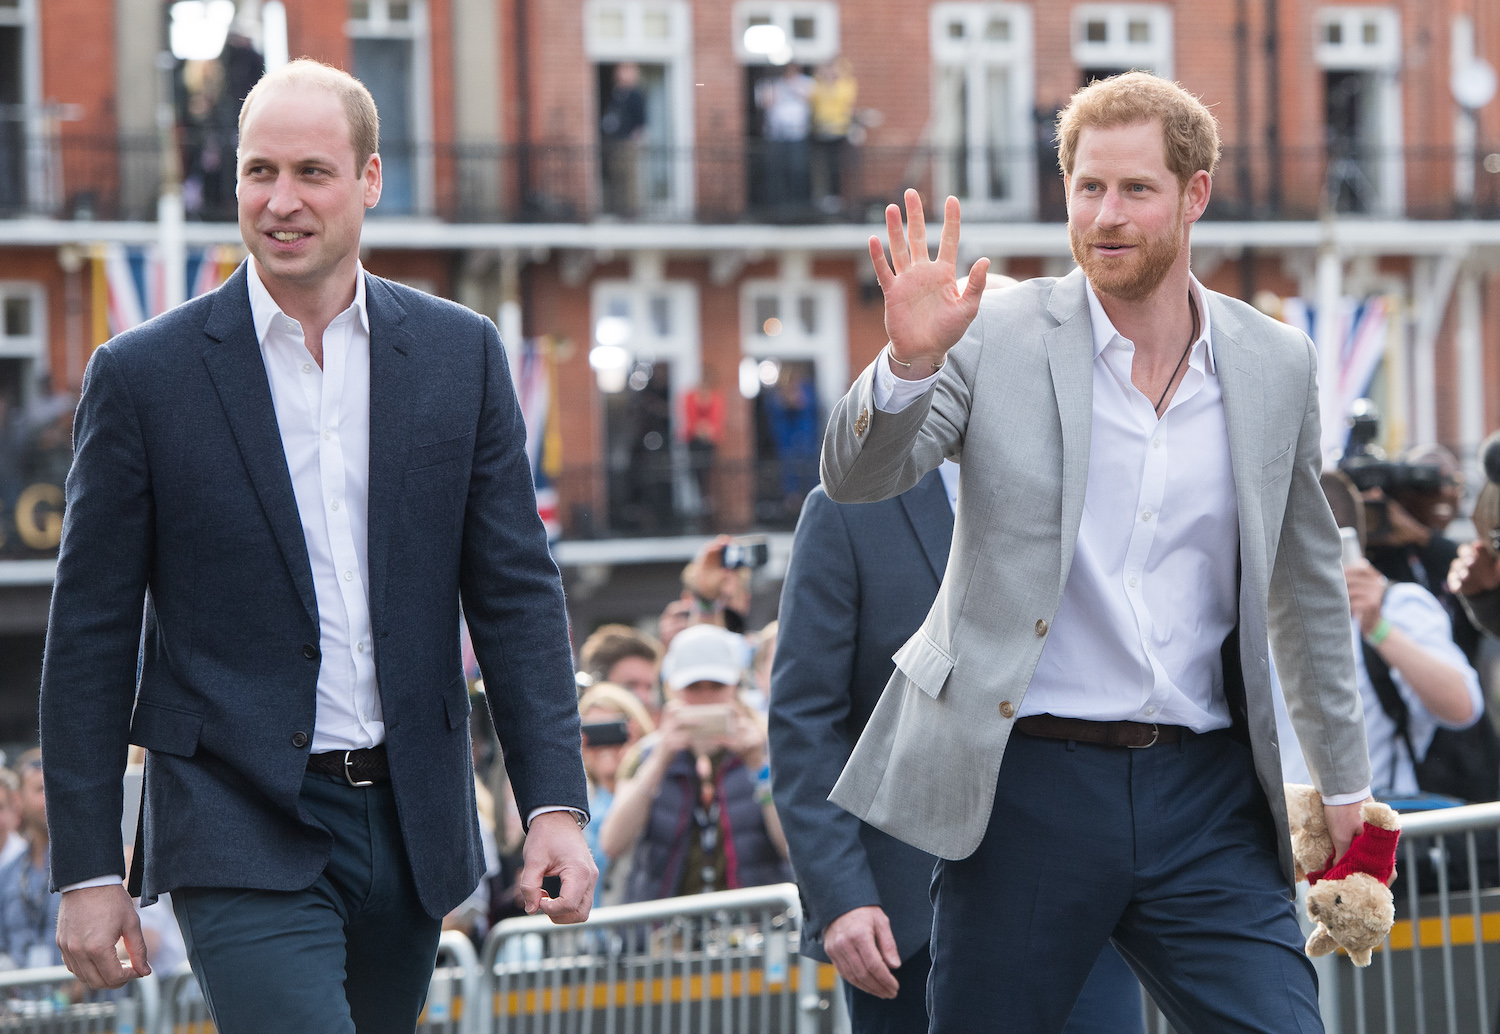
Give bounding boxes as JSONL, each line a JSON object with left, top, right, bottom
{"left": 1365, "top": 617, "right": 1393, "bottom": 647}
{"left": 755, "top": 763, "right": 773, "bottom": 806}
{"left": 888, "top": 351, "right": 945, "bottom": 373}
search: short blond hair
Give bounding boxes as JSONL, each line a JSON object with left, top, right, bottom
{"left": 238, "top": 58, "right": 380, "bottom": 172}
{"left": 1056, "top": 72, "right": 1220, "bottom": 188}
{"left": 578, "top": 683, "right": 657, "bottom": 736}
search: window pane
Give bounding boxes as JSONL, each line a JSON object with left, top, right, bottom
{"left": 798, "top": 296, "right": 817, "bottom": 335}
{"left": 1362, "top": 20, "right": 1378, "bottom": 45}
{"left": 986, "top": 67, "right": 1012, "bottom": 200}
{"left": 985, "top": 18, "right": 1010, "bottom": 41}
{"left": 1086, "top": 20, "right": 1107, "bottom": 43}
{"left": 0, "top": 1, "right": 20, "bottom": 9}
{"left": 643, "top": 10, "right": 670, "bottom": 37}
{"left": 747, "top": 14, "right": 771, "bottom": 27}
{"left": 350, "top": 0, "right": 370, "bottom": 19}
{"left": 754, "top": 296, "right": 780, "bottom": 334}
{"left": 388, "top": 0, "right": 410, "bottom": 21}
{"left": 3, "top": 296, "right": 30, "bottom": 338}
{"left": 649, "top": 295, "right": 672, "bottom": 337}
{"left": 596, "top": 8, "right": 625, "bottom": 37}
{"left": 792, "top": 16, "right": 816, "bottom": 40}
{"left": 1127, "top": 20, "right": 1149, "bottom": 43}
{"left": 935, "top": 66, "right": 969, "bottom": 197}
{"left": 947, "top": 19, "right": 965, "bottom": 39}
{"left": 607, "top": 297, "right": 631, "bottom": 319}
{"left": 1324, "top": 22, "right": 1342, "bottom": 45}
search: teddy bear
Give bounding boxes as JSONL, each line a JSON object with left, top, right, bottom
{"left": 1283, "top": 784, "right": 1401, "bottom": 968}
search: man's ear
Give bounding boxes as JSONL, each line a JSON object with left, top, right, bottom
{"left": 1182, "top": 169, "right": 1212, "bottom": 225}
{"left": 363, "top": 153, "right": 383, "bottom": 209}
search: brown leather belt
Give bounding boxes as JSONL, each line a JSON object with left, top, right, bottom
{"left": 1014, "top": 714, "right": 1187, "bottom": 749}
{"left": 306, "top": 744, "right": 390, "bottom": 786}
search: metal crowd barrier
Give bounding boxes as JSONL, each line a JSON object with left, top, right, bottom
{"left": 0, "top": 964, "right": 158, "bottom": 1033}
{"left": 476, "top": 883, "right": 845, "bottom": 1034}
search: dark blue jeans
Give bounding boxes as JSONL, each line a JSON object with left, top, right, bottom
{"left": 173, "top": 772, "right": 443, "bottom": 1034}
{"left": 928, "top": 729, "right": 1321, "bottom": 1034}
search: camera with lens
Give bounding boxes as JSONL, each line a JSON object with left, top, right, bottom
{"left": 1337, "top": 399, "right": 1445, "bottom": 546}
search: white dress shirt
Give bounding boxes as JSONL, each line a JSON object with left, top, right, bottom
{"left": 249, "top": 257, "right": 384, "bottom": 753}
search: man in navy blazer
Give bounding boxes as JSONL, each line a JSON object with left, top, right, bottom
{"left": 769, "top": 467, "right": 1142, "bottom": 1032}
{"left": 39, "top": 60, "right": 593, "bottom": 1032}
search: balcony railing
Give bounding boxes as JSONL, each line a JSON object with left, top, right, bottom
{"left": 6, "top": 135, "right": 1500, "bottom": 224}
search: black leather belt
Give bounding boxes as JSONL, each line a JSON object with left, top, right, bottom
{"left": 306, "top": 744, "right": 389, "bottom": 786}
{"left": 1014, "top": 714, "right": 1187, "bottom": 749}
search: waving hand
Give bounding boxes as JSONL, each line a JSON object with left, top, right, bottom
{"left": 869, "top": 190, "right": 990, "bottom": 378}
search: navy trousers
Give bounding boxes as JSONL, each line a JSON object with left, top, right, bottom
{"left": 847, "top": 939, "right": 1141, "bottom": 1034}
{"left": 928, "top": 729, "right": 1322, "bottom": 1034}
{"left": 173, "top": 771, "right": 444, "bottom": 1034}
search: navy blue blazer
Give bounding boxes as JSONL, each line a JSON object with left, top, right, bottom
{"left": 39, "top": 264, "right": 587, "bottom": 918}
{"left": 767, "top": 470, "right": 951, "bottom": 961}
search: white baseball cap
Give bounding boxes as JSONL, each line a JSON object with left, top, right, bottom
{"left": 662, "top": 624, "right": 744, "bottom": 692}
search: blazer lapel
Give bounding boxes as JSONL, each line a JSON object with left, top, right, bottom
{"left": 898, "top": 468, "right": 954, "bottom": 581}
{"left": 363, "top": 274, "right": 415, "bottom": 637}
{"left": 201, "top": 264, "right": 319, "bottom": 627}
{"left": 1208, "top": 296, "right": 1267, "bottom": 586}
{"left": 1043, "top": 269, "right": 1095, "bottom": 588}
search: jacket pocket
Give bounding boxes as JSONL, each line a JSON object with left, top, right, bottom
{"left": 129, "top": 700, "right": 204, "bottom": 758}
{"left": 407, "top": 432, "right": 474, "bottom": 473}
{"left": 892, "top": 630, "right": 955, "bottom": 700}
{"left": 444, "top": 677, "right": 473, "bottom": 730}
{"left": 1260, "top": 441, "right": 1295, "bottom": 484}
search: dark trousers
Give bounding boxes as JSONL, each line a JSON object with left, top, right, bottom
{"left": 929, "top": 729, "right": 1321, "bottom": 1034}
{"left": 173, "top": 772, "right": 444, "bottom": 1034}
{"left": 846, "top": 940, "right": 1140, "bottom": 1034}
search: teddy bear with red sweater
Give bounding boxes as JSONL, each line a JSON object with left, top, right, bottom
{"left": 1284, "top": 784, "right": 1402, "bottom": 967}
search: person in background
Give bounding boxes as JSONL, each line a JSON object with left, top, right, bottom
{"left": 0, "top": 752, "right": 60, "bottom": 970}
{"left": 755, "top": 64, "right": 814, "bottom": 212}
{"left": 657, "top": 597, "right": 693, "bottom": 650}
{"left": 577, "top": 684, "right": 655, "bottom": 906}
{"left": 681, "top": 536, "right": 754, "bottom": 635}
{"left": 810, "top": 58, "right": 858, "bottom": 214}
{"left": 578, "top": 625, "right": 664, "bottom": 719}
{"left": 682, "top": 370, "right": 724, "bottom": 516}
{"left": 761, "top": 366, "right": 820, "bottom": 514}
{"left": 600, "top": 625, "right": 789, "bottom": 902}
{"left": 0, "top": 770, "right": 25, "bottom": 871}
{"left": 746, "top": 621, "right": 777, "bottom": 714}
{"left": 599, "top": 62, "right": 647, "bottom": 217}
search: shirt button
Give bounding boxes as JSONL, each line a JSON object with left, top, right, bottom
{"left": 1128, "top": 576, "right": 1139, "bottom": 587}
{"left": 302, "top": 644, "right": 318, "bottom": 660}
{"left": 1035, "top": 619, "right": 1048, "bottom": 637}
{"left": 344, "top": 570, "right": 353, "bottom": 582}
{"left": 356, "top": 642, "right": 365, "bottom": 653}
{"left": 1145, "top": 706, "right": 1157, "bottom": 717}
{"left": 324, "top": 430, "right": 332, "bottom": 441}
{"left": 301, "top": 363, "right": 312, "bottom": 374}
{"left": 331, "top": 500, "right": 340, "bottom": 511}
{"left": 1142, "top": 511, "right": 1153, "bottom": 522}
{"left": 291, "top": 732, "right": 309, "bottom": 748}
{"left": 999, "top": 701, "right": 1015, "bottom": 719}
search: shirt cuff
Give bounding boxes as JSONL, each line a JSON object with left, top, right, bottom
{"left": 61, "top": 875, "right": 125, "bottom": 893}
{"left": 526, "top": 806, "right": 588, "bottom": 829}
{"left": 873, "top": 345, "right": 940, "bottom": 414}
{"left": 1320, "top": 787, "right": 1372, "bottom": 807}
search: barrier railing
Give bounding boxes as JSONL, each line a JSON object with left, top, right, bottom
{"left": 0, "top": 964, "right": 158, "bottom": 1033}
{"left": 476, "top": 883, "right": 842, "bottom": 1034}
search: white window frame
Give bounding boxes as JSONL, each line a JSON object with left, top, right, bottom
{"left": 0, "top": 282, "right": 48, "bottom": 407}
{"left": 584, "top": 0, "right": 696, "bottom": 218}
{"left": 738, "top": 277, "right": 847, "bottom": 417}
{"left": 731, "top": 2, "right": 840, "bottom": 65}
{"left": 1315, "top": 6, "right": 1403, "bottom": 217}
{"left": 591, "top": 278, "right": 702, "bottom": 423}
{"left": 347, "top": 0, "right": 435, "bottom": 216}
{"left": 929, "top": 3, "right": 1037, "bottom": 219}
{"left": 1070, "top": 4, "right": 1173, "bottom": 80}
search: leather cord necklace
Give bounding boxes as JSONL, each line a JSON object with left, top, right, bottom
{"left": 1153, "top": 292, "right": 1201, "bottom": 418}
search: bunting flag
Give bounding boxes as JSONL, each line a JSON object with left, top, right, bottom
{"left": 100, "top": 243, "right": 242, "bottom": 336}
{"left": 508, "top": 335, "right": 563, "bottom": 542}
{"left": 1279, "top": 294, "right": 1394, "bottom": 468}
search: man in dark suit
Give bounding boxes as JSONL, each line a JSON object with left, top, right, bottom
{"left": 769, "top": 466, "right": 1142, "bottom": 1033}
{"left": 40, "top": 60, "right": 594, "bottom": 1033}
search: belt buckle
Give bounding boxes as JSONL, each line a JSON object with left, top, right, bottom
{"left": 1126, "top": 724, "right": 1160, "bottom": 749}
{"left": 343, "top": 751, "right": 375, "bottom": 787}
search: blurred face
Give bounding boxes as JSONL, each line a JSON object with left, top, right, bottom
{"left": 676, "top": 680, "right": 737, "bottom": 706}
{"left": 606, "top": 656, "right": 659, "bottom": 713}
{"left": 17, "top": 768, "right": 44, "bottom": 839}
{"left": 659, "top": 597, "right": 692, "bottom": 647}
{"left": 237, "top": 84, "right": 381, "bottom": 291}
{"left": 1065, "top": 121, "right": 1207, "bottom": 303}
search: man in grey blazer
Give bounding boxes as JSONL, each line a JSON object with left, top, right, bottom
{"left": 41, "top": 61, "right": 594, "bottom": 1032}
{"left": 821, "top": 73, "right": 1372, "bottom": 1032}
{"left": 770, "top": 467, "right": 1142, "bottom": 1033}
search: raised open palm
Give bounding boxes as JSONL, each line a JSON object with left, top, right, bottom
{"left": 869, "top": 190, "right": 990, "bottom": 373}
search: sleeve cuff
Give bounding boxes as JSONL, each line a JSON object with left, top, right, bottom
{"left": 61, "top": 875, "right": 125, "bottom": 893}
{"left": 526, "top": 806, "right": 588, "bottom": 829}
{"left": 1320, "top": 788, "right": 1372, "bottom": 807}
{"left": 873, "top": 345, "right": 940, "bottom": 414}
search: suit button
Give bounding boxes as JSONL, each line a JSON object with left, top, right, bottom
{"left": 999, "top": 701, "right": 1015, "bottom": 719}
{"left": 1035, "top": 619, "right": 1049, "bottom": 637}
{"left": 291, "top": 732, "right": 308, "bottom": 749}
{"left": 302, "top": 644, "right": 318, "bottom": 660}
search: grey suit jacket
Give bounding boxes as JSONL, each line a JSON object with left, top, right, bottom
{"left": 819, "top": 269, "right": 1371, "bottom": 887}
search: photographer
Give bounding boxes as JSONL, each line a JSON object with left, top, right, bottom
{"left": 1447, "top": 431, "right": 1500, "bottom": 639}
{"left": 598, "top": 625, "right": 790, "bottom": 903}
